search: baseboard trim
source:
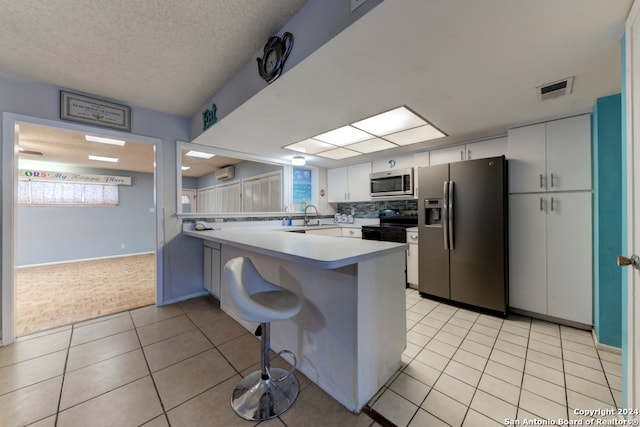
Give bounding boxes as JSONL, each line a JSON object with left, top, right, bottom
{"left": 159, "top": 290, "right": 210, "bottom": 306}
{"left": 509, "top": 307, "right": 592, "bottom": 331}
{"left": 592, "top": 330, "right": 622, "bottom": 354}
{"left": 17, "top": 252, "right": 155, "bottom": 269}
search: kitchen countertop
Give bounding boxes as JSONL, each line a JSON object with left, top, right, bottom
{"left": 184, "top": 227, "right": 406, "bottom": 269}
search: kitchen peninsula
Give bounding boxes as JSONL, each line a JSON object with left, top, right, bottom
{"left": 184, "top": 227, "right": 407, "bottom": 412}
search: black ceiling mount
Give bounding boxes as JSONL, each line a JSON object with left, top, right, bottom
{"left": 257, "top": 32, "right": 294, "bottom": 84}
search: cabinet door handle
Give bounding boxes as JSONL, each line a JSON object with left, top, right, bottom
{"left": 460, "top": 150, "right": 464, "bottom": 161}
{"left": 467, "top": 149, "right": 471, "bottom": 160}
{"left": 539, "top": 197, "right": 544, "bottom": 212}
{"left": 550, "top": 173, "right": 556, "bottom": 188}
{"left": 539, "top": 174, "right": 546, "bottom": 189}
{"left": 550, "top": 197, "right": 555, "bottom": 211}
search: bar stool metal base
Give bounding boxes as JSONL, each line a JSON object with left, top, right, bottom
{"left": 231, "top": 368, "right": 300, "bottom": 421}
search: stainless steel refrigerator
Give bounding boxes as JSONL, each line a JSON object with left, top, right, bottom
{"left": 417, "top": 156, "right": 508, "bottom": 315}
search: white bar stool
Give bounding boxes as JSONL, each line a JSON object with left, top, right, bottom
{"left": 223, "top": 257, "right": 302, "bottom": 421}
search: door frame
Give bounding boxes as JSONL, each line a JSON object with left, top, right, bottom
{"left": 1, "top": 113, "right": 164, "bottom": 345}
{"left": 624, "top": 0, "right": 640, "bottom": 413}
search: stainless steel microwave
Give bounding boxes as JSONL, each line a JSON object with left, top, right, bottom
{"left": 370, "top": 168, "right": 414, "bottom": 197}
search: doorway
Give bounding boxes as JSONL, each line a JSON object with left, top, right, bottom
{"left": 2, "top": 114, "right": 164, "bottom": 342}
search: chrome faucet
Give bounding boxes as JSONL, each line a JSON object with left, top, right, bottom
{"left": 303, "top": 204, "right": 320, "bottom": 226}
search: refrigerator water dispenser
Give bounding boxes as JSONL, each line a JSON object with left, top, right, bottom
{"left": 424, "top": 199, "right": 443, "bottom": 227}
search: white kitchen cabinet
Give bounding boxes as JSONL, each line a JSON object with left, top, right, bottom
{"left": 204, "top": 241, "right": 221, "bottom": 299}
{"left": 327, "top": 162, "right": 372, "bottom": 202}
{"left": 429, "top": 145, "right": 466, "bottom": 165}
{"left": 546, "top": 192, "right": 592, "bottom": 324}
{"left": 508, "top": 114, "right": 591, "bottom": 193}
{"left": 371, "top": 154, "right": 414, "bottom": 173}
{"left": 509, "top": 192, "right": 592, "bottom": 325}
{"left": 508, "top": 194, "right": 548, "bottom": 315}
{"left": 341, "top": 227, "right": 362, "bottom": 238}
{"left": 546, "top": 116, "right": 592, "bottom": 192}
{"left": 406, "top": 229, "right": 419, "bottom": 288}
{"left": 429, "top": 137, "right": 507, "bottom": 166}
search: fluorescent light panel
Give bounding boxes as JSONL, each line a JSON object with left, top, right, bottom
{"left": 88, "top": 154, "right": 118, "bottom": 163}
{"left": 283, "top": 138, "right": 335, "bottom": 154}
{"left": 352, "top": 106, "right": 425, "bottom": 136}
{"left": 346, "top": 138, "right": 397, "bottom": 153}
{"left": 313, "top": 125, "right": 372, "bottom": 146}
{"left": 185, "top": 150, "right": 215, "bottom": 159}
{"left": 385, "top": 124, "right": 446, "bottom": 146}
{"left": 282, "top": 105, "right": 446, "bottom": 160}
{"left": 318, "top": 147, "right": 361, "bottom": 160}
{"left": 85, "top": 135, "right": 126, "bottom": 146}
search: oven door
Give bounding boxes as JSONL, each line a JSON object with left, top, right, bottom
{"left": 361, "top": 227, "right": 382, "bottom": 241}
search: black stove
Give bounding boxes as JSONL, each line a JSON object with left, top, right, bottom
{"left": 361, "top": 209, "right": 418, "bottom": 243}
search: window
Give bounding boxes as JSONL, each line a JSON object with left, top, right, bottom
{"left": 292, "top": 167, "right": 312, "bottom": 211}
{"left": 18, "top": 180, "right": 119, "bottom": 206}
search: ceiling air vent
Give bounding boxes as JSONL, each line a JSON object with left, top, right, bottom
{"left": 537, "top": 77, "right": 574, "bottom": 101}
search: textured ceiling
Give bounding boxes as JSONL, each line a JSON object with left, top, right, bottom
{"left": 0, "top": 0, "right": 307, "bottom": 117}
{"left": 1, "top": 0, "right": 634, "bottom": 172}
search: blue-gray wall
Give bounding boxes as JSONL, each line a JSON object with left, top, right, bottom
{"left": 17, "top": 167, "right": 154, "bottom": 266}
{"left": 0, "top": 71, "right": 195, "bottom": 344}
{"left": 592, "top": 93, "right": 623, "bottom": 348}
{"left": 190, "top": 0, "right": 383, "bottom": 137}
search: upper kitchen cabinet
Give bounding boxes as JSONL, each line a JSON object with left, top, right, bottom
{"left": 429, "top": 137, "right": 507, "bottom": 166}
{"left": 371, "top": 154, "right": 414, "bottom": 173}
{"left": 327, "top": 162, "right": 372, "bottom": 203}
{"left": 508, "top": 114, "right": 591, "bottom": 193}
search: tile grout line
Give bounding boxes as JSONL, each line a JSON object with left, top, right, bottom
{"left": 53, "top": 322, "right": 74, "bottom": 427}
{"left": 180, "top": 305, "right": 293, "bottom": 427}
{"left": 128, "top": 310, "right": 172, "bottom": 427}
{"left": 457, "top": 310, "right": 506, "bottom": 426}
{"left": 514, "top": 316, "right": 533, "bottom": 422}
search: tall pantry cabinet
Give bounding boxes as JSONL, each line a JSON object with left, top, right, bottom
{"left": 508, "top": 114, "right": 592, "bottom": 325}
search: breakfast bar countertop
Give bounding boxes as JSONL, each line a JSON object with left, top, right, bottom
{"left": 183, "top": 227, "right": 406, "bottom": 269}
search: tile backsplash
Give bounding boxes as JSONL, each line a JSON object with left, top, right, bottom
{"left": 336, "top": 199, "right": 418, "bottom": 218}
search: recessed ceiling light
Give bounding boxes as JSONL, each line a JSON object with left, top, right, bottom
{"left": 345, "top": 138, "right": 398, "bottom": 153}
{"left": 313, "top": 125, "right": 372, "bottom": 146}
{"left": 352, "top": 106, "right": 426, "bottom": 136}
{"left": 384, "top": 124, "right": 446, "bottom": 145}
{"left": 185, "top": 150, "right": 215, "bottom": 159}
{"left": 88, "top": 154, "right": 118, "bottom": 163}
{"left": 283, "top": 138, "right": 335, "bottom": 154}
{"left": 316, "top": 147, "right": 361, "bottom": 160}
{"left": 85, "top": 135, "right": 126, "bottom": 146}
{"left": 181, "top": 166, "right": 191, "bottom": 171}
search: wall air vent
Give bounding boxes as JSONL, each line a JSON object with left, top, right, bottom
{"left": 537, "top": 77, "right": 574, "bottom": 101}
{"left": 215, "top": 166, "right": 235, "bottom": 180}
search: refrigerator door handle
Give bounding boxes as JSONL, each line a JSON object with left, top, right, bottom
{"left": 448, "top": 180, "right": 455, "bottom": 250}
{"left": 443, "top": 181, "right": 449, "bottom": 250}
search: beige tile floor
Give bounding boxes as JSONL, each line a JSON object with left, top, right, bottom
{"left": 0, "top": 296, "right": 377, "bottom": 427}
{"left": 0, "top": 289, "right": 623, "bottom": 427}
{"left": 368, "top": 289, "right": 624, "bottom": 426}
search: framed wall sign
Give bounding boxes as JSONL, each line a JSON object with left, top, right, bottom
{"left": 60, "top": 91, "right": 131, "bottom": 131}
